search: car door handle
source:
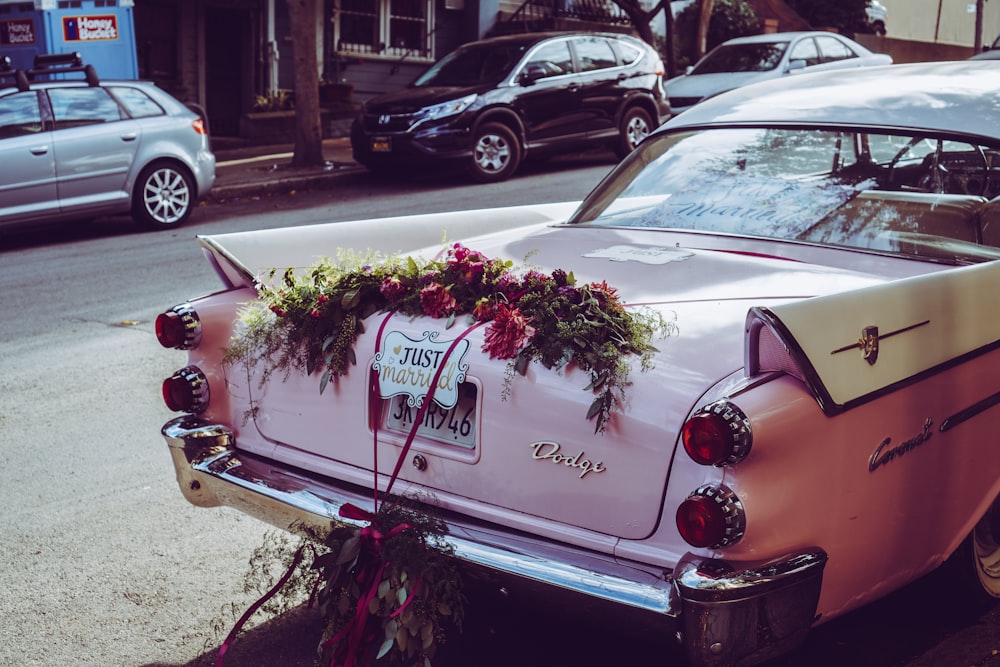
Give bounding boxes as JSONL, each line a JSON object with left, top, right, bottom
{"left": 120, "top": 132, "right": 138, "bottom": 142}
{"left": 569, "top": 84, "right": 580, "bottom": 93}
{"left": 29, "top": 145, "right": 50, "bottom": 156}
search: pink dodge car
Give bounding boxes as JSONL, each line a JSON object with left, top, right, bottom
{"left": 157, "top": 61, "right": 1000, "bottom": 666}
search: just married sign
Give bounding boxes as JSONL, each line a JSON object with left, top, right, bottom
{"left": 372, "top": 330, "right": 470, "bottom": 409}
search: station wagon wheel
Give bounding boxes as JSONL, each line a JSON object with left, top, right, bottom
{"left": 468, "top": 122, "right": 521, "bottom": 183}
{"left": 617, "top": 107, "right": 653, "bottom": 158}
{"left": 132, "top": 161, "right": 195, "bottom": 230}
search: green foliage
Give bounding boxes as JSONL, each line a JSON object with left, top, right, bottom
{"left": 316, "top": 503, "right": 465, "bottom": 666}
{"left": 253, "top": 89, "right": 294, "bottom": 112}
{"left": 674, "top": 0, "right": 761, "bottom": 67}
{"left": 785, "top": 0, "right": 867, "bottom": 33}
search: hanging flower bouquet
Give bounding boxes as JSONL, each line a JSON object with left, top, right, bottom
{"left": 226, "top": 243, "right": 672, "bottom": 433}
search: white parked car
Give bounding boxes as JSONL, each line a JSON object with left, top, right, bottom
{"left": 665, "top": 31, "right": 892, "bottom": 115}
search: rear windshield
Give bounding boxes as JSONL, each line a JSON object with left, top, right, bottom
{"left": 571, "top": 127, "right": 1000, "bottom": 264}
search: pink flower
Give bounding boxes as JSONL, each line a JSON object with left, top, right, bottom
{"left": 482, "top": 304, "right": 534, "bottom": 359}
{"left": 420, "top": 282, "right": 457, "bottom": 318}
{"left": 380, "top": 276, "right": 407, "bottom": 302}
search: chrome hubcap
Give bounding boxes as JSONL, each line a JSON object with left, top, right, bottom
{"left": 626, "top": 116, "right": 650, "bottom": 150}
{"left": 144, "top": 168, "right": 190, "bottom": 224}
{"left": 474, "top": 134, "right": 510, "bottom": 173}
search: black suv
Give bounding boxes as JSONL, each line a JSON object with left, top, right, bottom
{"left": 351, "top": 32, "right": 670, "bottom": 182}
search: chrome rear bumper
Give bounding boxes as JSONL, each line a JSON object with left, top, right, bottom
{"left": 162, "top": 415, "right": 827, "bottom": 667}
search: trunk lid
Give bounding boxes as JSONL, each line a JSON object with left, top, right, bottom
{"left": 230, "top": 225, "right": 887, "bottom": 539}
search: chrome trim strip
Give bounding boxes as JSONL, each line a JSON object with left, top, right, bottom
{"left": 161, "top": 416, "right": 680, "bottom": 618}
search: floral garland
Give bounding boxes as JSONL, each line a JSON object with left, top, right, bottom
{"left": 226, "top": 243, "right": 672, "bottom": 432}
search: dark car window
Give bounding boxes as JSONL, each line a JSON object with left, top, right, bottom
{"left": 616, "top": 39, "right": 643, "bottom": 66}
{"left": 789, "top": 38, "right": 821, "bottom": 67}
{"left": 691, "top": 42, "right": 789, "bottom": 74}
{"left": 523, "top": 40, "right": 574, "bottom": 80}
{"left": 574, "top": 36, "right": 618, "bottom": 72}
{"left": 816, "top": 35, "right": 858, "bottom": 63}
{"left": 48, "top": 87, "right": 123, "bottom": 130}
{"left": 414, "top": 42, "right": 528, "bottom": 87}
{"left": 0, "top": 91, "right": 42, "bottom": 138}
{"left": 110, "top": 86, "right": 166, "bottom": 118}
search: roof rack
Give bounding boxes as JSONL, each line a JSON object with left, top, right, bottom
{"left": 27, "top": 52, "right": 100, "bottom": 87}
{"left": 0, "top": 55, "right": 31, "bottom": 92}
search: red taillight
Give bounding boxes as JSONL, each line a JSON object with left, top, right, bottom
{"left": 156, "top": 303, "right": 201, "bottom": 349}
{"left": 676, "top": 484, "right": 745, "bottom": 549}
{"left": 192, "top": 118, "right": 207, "bottom": 135}
{"left": 681, "top": 400, "right": 752, "bottom": 466}
{"left": 162, "top": 366, "right": 210, "bottom": 413}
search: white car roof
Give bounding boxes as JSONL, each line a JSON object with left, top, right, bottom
{"left": 663, "top": 60, "right": 1000, "bottom": 143}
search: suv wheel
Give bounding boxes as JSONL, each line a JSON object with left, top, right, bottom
{"left": 617, "top": 107, "right": 654, "bottom": 158}
{"left": 469, "top": 123, "right": 521, "bottom": 183}
{"left": 132, "top": 162, "right": 195, "bottom": 230}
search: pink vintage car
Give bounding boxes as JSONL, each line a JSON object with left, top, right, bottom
{"left": 157, "top": 61, "right": 1000, "bottom": 666}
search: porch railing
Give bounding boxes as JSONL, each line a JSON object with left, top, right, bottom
{"left": 503, "top": 0, "right": 632, "bottom": 32}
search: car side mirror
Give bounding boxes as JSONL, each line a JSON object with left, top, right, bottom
{"left": 786, "top": 59, "right": 807, "bottom": 72}
{"left": 685, "top": 65, "right": 694, "bottom": 75}
{"left": 519, "top": 65, "right": 545, "bottom": 86}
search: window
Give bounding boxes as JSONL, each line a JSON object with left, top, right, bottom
{"left": 334, "top": 0, "right": 433, "bottom": 61}
{"left": 523, "top": 40, "right": 573, "bottom": 80}
{"left": 789, "top": 38, "right": 820, "bottom": 67}
{"left": 816, "top": 36, "right": 857, "bottom": 64}
{"left": 110, "top": 86, "right": 165, "bottom": 118}
{"left": 574, "top": 36, "right": 617, "bottom": 72}
{"left": 47, "top": 87, "right": 123, "bottom": 130}
{"left": 0, "top": 91, "right": 42, "bottom": 138}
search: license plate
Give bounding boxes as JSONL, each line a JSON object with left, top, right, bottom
{"left": 384, "top": 385, "right": 477, "bottom": 448}
{"left": 371, "top": 137, "right": 391, "bottom": 153}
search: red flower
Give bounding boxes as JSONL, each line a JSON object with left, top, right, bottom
{"left": 420, "top": 282, "right": 457, "bottom": 318}
{"left": 482, "top": 304, "right": 535, "bottom": 359}
{"left": 472, "top": 298, "right": 494, "bottom": 321}
{"left": 310, "top": 309, "right": 322, "bottom": 318}
{"left": 269, "top": 304, "right": 287, "bottom": 317}
{"left": 380, "top": 275, "right": 407, "bottom": 302}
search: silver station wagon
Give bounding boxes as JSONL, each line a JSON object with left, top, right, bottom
{"left": 0, "top": 53, "right": 215, "bottom": 230}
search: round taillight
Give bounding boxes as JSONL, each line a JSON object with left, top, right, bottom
{"left": 676, "top": 484, "right": 745, "bottom": 549}
{"left": 156, "top": 303, "right": 201, "bottom": 350}
{"left": 162, "top": 366, "right": 210, "bottom": 413}
{"left": 681, "top": 400, "right": 751, "bottom": 466}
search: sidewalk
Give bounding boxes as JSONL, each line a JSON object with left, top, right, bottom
{"left": 209, "top": 136, "right": 364, "bottom": 202}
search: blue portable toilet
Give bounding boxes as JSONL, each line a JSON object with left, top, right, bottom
{"left": 0, "top": 0, "right": 137, "bottom": 79}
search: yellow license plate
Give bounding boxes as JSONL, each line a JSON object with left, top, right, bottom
{"left": 371, "top": 138, "right": 391, "bottom": 153}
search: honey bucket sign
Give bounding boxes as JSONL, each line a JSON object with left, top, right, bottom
{"left": 373, "top": 330, "right": 470, "bottom": 409}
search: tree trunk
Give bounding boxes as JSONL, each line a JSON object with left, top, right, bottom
{"left": 286, "top": 0, "right": 324, "bottom": 167}
{"left": 696, "top": 0, "right": 715, "bottom": 58}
